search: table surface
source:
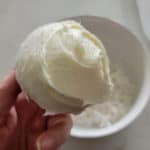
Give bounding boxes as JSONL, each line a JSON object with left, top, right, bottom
{"left": 0, "top": 0, "right": 150, "bottom": 150}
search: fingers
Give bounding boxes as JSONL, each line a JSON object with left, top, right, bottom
{"left": 0, "top": 70, "right": 20, "bottom": 149}
{"left": 27, "top": 108, "right": 47, "bottom": 150}
{"left": 30, "top": 110, "right": 47, "bottom": 133}
{"left": 0, "top": 70, "right": 20, "bottom": 115}
{"left": 15, "top": 93, "right": 46, "bottom": 150}
{"left": 0, "top": 107, "right": 18, "bottom": 150}
{"left": 37, "top": 114, "right": 72, "bottom": 150}
{"left": 0, "top": 107, "right": 18, "bottom": 132}
{"left": 6, "top": 106, "right": 18, "bottom": 133}
{"left": 15, "top": 93, "right": 45, "bottom": 126}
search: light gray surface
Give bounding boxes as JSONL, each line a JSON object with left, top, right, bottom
{"left": 0, "top": 0, "right": 149, "bottom": 150}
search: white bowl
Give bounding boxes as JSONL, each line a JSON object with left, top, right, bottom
{"left": 65, "top": 16, "right": 150, "bottom": 138}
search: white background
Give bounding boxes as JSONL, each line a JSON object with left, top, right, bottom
{"left": 0, "top": 0, "right": 150, "bottom": 149}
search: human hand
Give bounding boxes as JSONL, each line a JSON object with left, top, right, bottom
{"left": 0, "top": 71, "right": 72, "bottom": 150}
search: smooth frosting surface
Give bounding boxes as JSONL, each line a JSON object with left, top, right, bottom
{"left": 16, "top": 20, "right": 112, "bottom": 112}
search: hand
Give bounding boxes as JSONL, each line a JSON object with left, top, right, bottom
{"left": 0, "top": 71, "right": 72, "bottom": 150}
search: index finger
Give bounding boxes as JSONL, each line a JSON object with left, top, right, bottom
{"left": 0, "top": 70, "right": 20, "bottom": 115}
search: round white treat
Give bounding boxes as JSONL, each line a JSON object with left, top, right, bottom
{"left": 16, "top": 20, "right": 112, "bottom": 113}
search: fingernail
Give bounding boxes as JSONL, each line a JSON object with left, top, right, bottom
{"left": 48, "top": 118, "right": 65, "bottom": 128}
{"left": 36, "top": 140, "right": 42, "bottom": 150}
{"left": 47, "top": 114, "right": 67, "bottom": 128}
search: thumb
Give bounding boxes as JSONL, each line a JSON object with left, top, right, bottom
{"left": 36, "top": 114, "right": 72, "bottom": 150}
{"left": 0, "top": 70, "right": 20, "bottom": 115}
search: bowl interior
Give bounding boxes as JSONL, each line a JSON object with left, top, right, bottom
{"left": 65, "top": 16, "right": 149, "bottom": 138}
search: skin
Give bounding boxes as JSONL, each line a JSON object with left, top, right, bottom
{"left": 0, "top": 70, "right": 72, "bottom": 150}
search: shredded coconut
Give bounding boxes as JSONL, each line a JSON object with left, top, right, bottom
{"left": 71, "top": 67, "right": 135, "bottom": 128}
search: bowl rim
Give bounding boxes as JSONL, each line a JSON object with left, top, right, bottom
{"left": 65, "top": 15, "right": 150, "bottom": 138}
